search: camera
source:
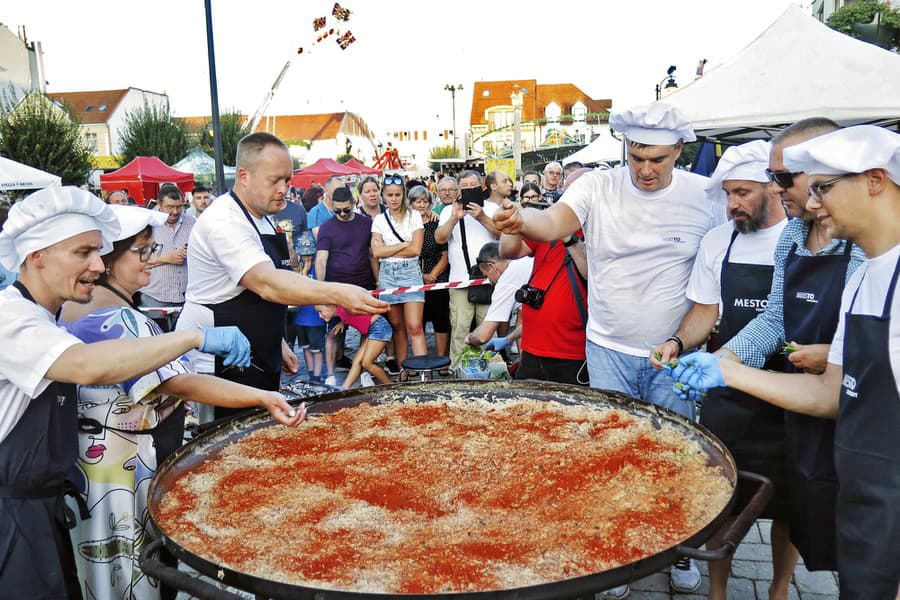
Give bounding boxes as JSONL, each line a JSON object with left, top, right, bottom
{"left": 515, "top": 284, "right": 546, "bottom": 309}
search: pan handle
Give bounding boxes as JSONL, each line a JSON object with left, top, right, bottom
{"left": 675, "top": 469, "right": 773, "bottom": 562}
{"left": 139, "top": 538, "right": 246, "bottom": 600}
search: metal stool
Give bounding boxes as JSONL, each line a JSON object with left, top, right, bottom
{"left": 400, "top": 354, "right": 451, "bottom": 382}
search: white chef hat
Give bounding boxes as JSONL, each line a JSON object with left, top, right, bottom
{"left": 705, "top": 140, "right": 772, "bottom": 195}
{"left": 609, "top": 102, "right": 697, "bottom": 145}
{"left": 106, "top": 205, "right": 167, "bottom": 253}
{"left": 0, "top": 186, "right": 120, "bottom": 272}
{"left": 783, "top": 125, "right": 900, "bottom": 184}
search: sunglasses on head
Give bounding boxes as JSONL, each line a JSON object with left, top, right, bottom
{"left": 383, "top": 175, "right": 404, "bottom": 186}
{"left": 334, "top": 207, "right": 354, "bottom": 215}
{"left": 765, "top": 168, "right": 802, "bottom": 189}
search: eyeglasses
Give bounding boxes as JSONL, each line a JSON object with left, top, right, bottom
{"left": 765, "top": 168, "right": 803, "bottom": 189}
{"left": 521, "top": 194, "right": 542, "bottom": 201}
{"left": 129, "top": 243, "right": 162, "bottom": 262}
{"left": 334, "top": 207, "right": 354, "bottom": 215}
{"left": 808, "top": 173, "right": 859, "bottom": 201}
{"left": 383, "top": 175, "right": 404, "bottom": 186}
{"left": 438, "top": 189, "right": 459, "bottom": 195}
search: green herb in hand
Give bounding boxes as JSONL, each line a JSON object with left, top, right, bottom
{"left": 781, "top": 342, "right": 799, "bottom": 355}
{"left": 653, "top": 351, "right": 679, "bottom": 369}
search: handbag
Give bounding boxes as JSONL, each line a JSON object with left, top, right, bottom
{"left": 459, "top": 217, "right": 494, "bottom": 305}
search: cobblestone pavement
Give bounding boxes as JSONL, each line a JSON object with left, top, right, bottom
{"left": 608, "top": 520, "right": 838, "bottom": 600}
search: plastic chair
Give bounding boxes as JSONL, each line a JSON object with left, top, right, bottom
{"left": 400, "top": 354, "right": 451, "bottom": 382}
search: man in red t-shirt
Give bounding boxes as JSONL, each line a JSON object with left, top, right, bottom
{"left": 498, "top": 231, "right": 588, "bottom": 385}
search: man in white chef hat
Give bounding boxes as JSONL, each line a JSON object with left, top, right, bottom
{"left": 0, "top": 186, "right": 252, "bottom": 598}
{"left": 492, "top": 102, "right": 724, "bottom": 596}
{"left": 668, "top": 124, "right": 900, "bottom": 600}
{"left": 651, "top": 139, "right": 797, "bottom": 600}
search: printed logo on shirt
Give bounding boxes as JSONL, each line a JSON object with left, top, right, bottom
{"left": 663, "top": 235, "right": 686, "bottom": 244}
{"left": 795, "top": 291, "right": 818, "bottom": 304}
{"left": 733, "top": 298, "right": 768, "bottom": 311}
{"left": 841, "top": 373, "right": 858, "bottom": 398}
{"left": 56, "top": 394, "right": 66, "bottom": 406}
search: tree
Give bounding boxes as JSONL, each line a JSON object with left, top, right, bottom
{"left": 119, "top": 101, "right": 190, "bottom": 165}
{"left": 198, "top": 110, "right": 249, "bottom": 166}
{"left": 428, "top": 144, "right": 457, "bottom": 172}
{"left": 0, "top": 91, "right": 92, "bottom": 186}
{"left": 827, "top": 0, "right": 900, "bottom": 50}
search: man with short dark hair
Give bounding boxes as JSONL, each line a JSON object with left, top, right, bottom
{"left": 308, "top": 175, "right": 345, "bottom": 238}
{"left": 177, "top": 133, "right": 386, "bottom": 416}
{"left": 185, "top": 185, "right": 212, "bottom": 218}
{"left": 140, "top": 184, "right": 194, "bottom": 317}
{"left": 464, "top": 241, "right": 532, "bottom": 347}
{"left": 522, "top": 170, "right": 541, "bottom": 186}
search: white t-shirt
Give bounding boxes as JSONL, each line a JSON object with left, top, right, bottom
{"left": 177, "top": 192, "right": 276, "bottom": 373}
{"left": 686, "top": 218, "right": 788, "bottom": 305}
{"left": 437, "top": 201, "right": 500, "bottom": 283}
{"left": 561, "top": 167, "right": 722, "bottom": 356}
{"left": 372, "top": 210, "right": 424, "bottom": 262}
{"left": 484, "top": 256, "right": 534, "bottom": 323}
{"left": 829, "top": 244, "right": 900, "bottom": 398}
{"left": 0, "top": 285, "right": 82, "bottom": 443}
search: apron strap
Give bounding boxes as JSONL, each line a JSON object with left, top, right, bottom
{"left": 0, "top": 480, "right": 91, "bottom": 526}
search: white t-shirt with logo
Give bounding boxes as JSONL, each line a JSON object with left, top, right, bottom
{"left": 829, "top": 243, "right": 900, "bottom": 399}
{"left": 561, "top": 167, "right": 723, "bottom": 355}
{"left": 687, "top": 218, "right": 788, "bottom": 306}
{"left": 437, "top": 201, "right": 500, "bottom": 283}
{"left": 372, "top": 209, "right": 424, "bottom": 262}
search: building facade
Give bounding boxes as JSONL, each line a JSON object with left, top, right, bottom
{"left": 0, "top": 24, "right": 46, "bottom": 106}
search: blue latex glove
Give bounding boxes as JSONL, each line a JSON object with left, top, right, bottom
{"left": 200, "top": 326, "right": 251, "bottom": 367}
{"left": 670, "top": 351, "right": 726, "bottom": 391}
{"left": 484, "top": 336, "right": 510, "bottom": 352}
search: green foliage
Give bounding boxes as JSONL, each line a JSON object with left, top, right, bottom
{"left": 428, "top": 143, "right": 458, "bottom": 171}
{"left": 336, "top": 153, "right": 354, "bottom": 163}
{"left": 676, "top": 142, "right": 699, "bottom": 168}
{"left": 198, "top": 110, "right": 248, "bottom": 166}
{"left": 119, "top": 101, "right": 190, "bottom": 165}
{"left": 0, "top": 91, "right": 92, "bottom": 186}
{"left": 827, "top": 0, "right": 900, "bottom": 48}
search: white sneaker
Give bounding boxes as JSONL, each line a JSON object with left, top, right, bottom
{"left": 670, "top": 556, "right": 701, "bottom": 592}
{"left": 599, "top": 584, "right": 629, "bottom": 599}
{"left": 324, "top": 375, "right": 337, "bottom": 387}
{"left": 359, "top": 373, "right": 375, "bottom": 387}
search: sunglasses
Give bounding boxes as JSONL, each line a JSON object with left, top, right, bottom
{"left": 129, "top": 243, "right": 162, "bottom": 262}
{"left": 383, "top": 175, "right": 404, "bottom": 186}
{"left": 808, "top": 173, "right": 858, "bottom": 201}
{"left": 765, "top": 168, "right": 803, "bottom": 189}
{"left": 334, "top": 207, "right": 354, "bottom": 215}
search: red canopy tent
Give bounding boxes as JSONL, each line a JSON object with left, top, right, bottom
{"left": 100, "top": 157, "right": 194, "bottom": 205}
{"left": 290, "top": 158, "right": 356, "bottom": 189}
{"left": 343, "top": 158, "right": 381, "bottom": 175}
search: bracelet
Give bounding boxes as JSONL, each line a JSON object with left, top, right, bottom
{"left": 563, "top": 235, "right": 579, "bottom": 247}
{"left": 666, "top": 335, "right": 685, "bottom": 355}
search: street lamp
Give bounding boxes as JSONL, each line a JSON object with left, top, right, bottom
{"left": 511, "top": 85, "right": 525, "bottom": 178}
{"left": 444, "top": 84, "right": 463, "bottom": 156}
{"left": 655, "top": 66, "right": 678, "bottom": 101}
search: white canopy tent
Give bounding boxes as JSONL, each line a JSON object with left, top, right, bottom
{"left": 0, "top": 156, "right": 62, "bottom": 190}
{"left": 664, "top": 4, "right": 900, "bottom": 141}
{"left": 561, "top": 131, "right": 623, "bottom": 166}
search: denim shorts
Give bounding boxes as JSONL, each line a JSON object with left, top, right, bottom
{"left": 585, "top": 339, "right": 696, "bottom": 420}
{"left": 366, "top": 315, "right": 393, "bottom": 342}
{"left": 378, "top": 258, "right": 425, "bottom": 304}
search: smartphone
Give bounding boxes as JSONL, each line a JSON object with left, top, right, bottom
{"left": 460, "top": 187, "right": 484, "bottom": 207}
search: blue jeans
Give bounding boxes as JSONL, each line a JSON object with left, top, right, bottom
{"left": 378, "top": 258, "right": 425, "bottom": 304}
{"left": 366, "top": 315, "right": 393, "bottom": 342}
{"left": 585, "top": 340, "right": 696, "bottom": 420}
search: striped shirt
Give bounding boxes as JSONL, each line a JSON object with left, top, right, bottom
{"left": 141, "top": 215, "right": 195, "bottom": 303}
{"left": 722, "top": 217, "right": 866, "bottom": 368}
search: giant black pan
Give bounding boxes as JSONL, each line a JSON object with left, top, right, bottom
{"left": 141, "top": 380, "right": 772, "bottom": 600}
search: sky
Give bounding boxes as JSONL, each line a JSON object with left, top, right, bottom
{"left": 3, "top": 0, "right": 810, "bottom": 137}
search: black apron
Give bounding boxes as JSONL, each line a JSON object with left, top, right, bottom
{"left": 0, "top": 282, "right": 88, "bottom": 599}
{"left": 781, "top": 241, "right": 852, "bottom": 571}
{"left": 701, "top": 230, "right": 788, "bottom": 519}
{"left": 207, "top": 192, "right": 291, "bottom": 420}
{"left": 833, "top": 256, "right": 900, "bottom": 599}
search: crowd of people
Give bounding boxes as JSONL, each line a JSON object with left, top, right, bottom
{"left": 0, "top": 103, "right": 898, "bottom": 600}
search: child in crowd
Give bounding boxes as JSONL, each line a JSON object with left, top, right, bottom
{"left": 294, "top": 232, "right": 326, "bottom": 383}
{"left": 315, "top": 304, "right": 393, "bottom": 389}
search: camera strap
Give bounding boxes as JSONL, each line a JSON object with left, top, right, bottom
{"left": 384, "top": 212, "right": 408, "bottom": 243}
{"left": 459, "top": 217, "right": 474, "bottom": 272}
{"left": 564, "top": 250, "right": 588, "bottom": 327}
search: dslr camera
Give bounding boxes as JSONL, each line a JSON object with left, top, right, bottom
{"left": 515, "top": 285, "right": 546, "bottom": 309}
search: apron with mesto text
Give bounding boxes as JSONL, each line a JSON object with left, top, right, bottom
{"left": 781, "top": 241, "right": 852, "bottom": 571}
{"left": 701, "top": 230, "right": 788, "bottom": 519}
{"left": 207, "top": 192, "right": 291, "bottom": 420}
{"left": 0, "top": 282, "right": 89, "bottom": 599}
{"left": 833, "top": 256, "right": 900, "bottom": 599}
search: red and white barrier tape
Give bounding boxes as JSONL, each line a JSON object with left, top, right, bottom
{"left": 372, "top": 278, "right": 490, "bottom": 297}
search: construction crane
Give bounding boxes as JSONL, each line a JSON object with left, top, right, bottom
{"left": 247, "top": 61, "right": 291, "bottom": 133}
